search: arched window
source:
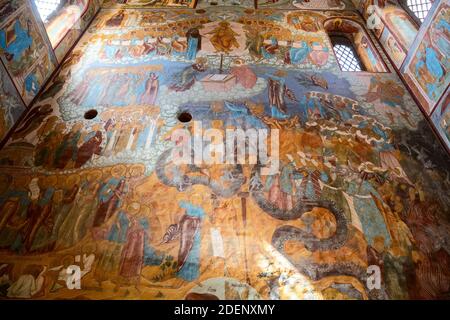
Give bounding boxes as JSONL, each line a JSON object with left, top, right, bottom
{"left": 331, "top": 36, "right": 363, "bottom": 72}
{"left": 324, "top": 18, "right": 388, "bottom": 73}
{"left": 405, "top": 0, "right": 433, "bottom": 22}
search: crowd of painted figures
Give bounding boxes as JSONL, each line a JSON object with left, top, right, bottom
{"left": 0, "top": 6, "right": 449, "bottom": 300}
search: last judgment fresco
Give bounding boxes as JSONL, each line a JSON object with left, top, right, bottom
{"left": 0, "top": 5, "right": 449, "bottom": 300}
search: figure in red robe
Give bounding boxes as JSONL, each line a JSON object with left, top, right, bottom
{"left": 74, "top": 131, "right": 103, "bottom": 168}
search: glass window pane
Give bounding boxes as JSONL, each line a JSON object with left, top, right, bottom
{"left": 407, "top": 0, "right": 433, "bottom": 22}
{"left": 333, "top": 44, "right": 363, "bottom": 72}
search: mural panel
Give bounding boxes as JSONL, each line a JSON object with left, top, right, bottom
{"left": 431, "top": 88, "right": 450, "bottom": 150}
{"left": 358, "top": 2, "right": 418, "bottom": 70}
{"left": 0, "top": 62, "right": 26, "bottom": 143}
{"left": 383, "top": 6, "right": 418, "bottom": 50}
{"left": 257, "top": 0, "right": 351, "bottom": 10}
{"left": 0, "top": 0, "right": 56, "bottom": 105}
{"left": 402, "top": 1, "right": 449, "bottom": 114}
{"left": 379, "top": 26, "right": 406, "bottom": 69}
{"left": 101, "top": 0, "right": 196, "bottom": 8}
{"left": 0, "top": 7, "right": 449, "bottom": 300}
{"left": 84, "top": 8, "right": 337, "bottom": 72}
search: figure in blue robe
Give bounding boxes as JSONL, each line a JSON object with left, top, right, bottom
{"left": 297, "top": 169, "right": 328, "bottom": 200}
{"left": 186, "top": 37, "right": 198, "bottom": 60}
{"left": 135, "top": 125, "right": 151, "bottom": 150}
{"left": 0, "top": 19, "right": 33, "bottom": 62}
{"left": 262, "top": 37, "right": 278, "bottom": 59}
{"left": 346, "top": 180, "right": 392, "bottom": 248}
{"left": 24, "top": 73, "right": 39, "bottom": 96}
{"left": 98, "top": 178, "right": 122, "bottom": 204}
{"left": 289, "top": 41, "right": 311, "bottom": 64}
{"left": 103, "top": 43, "right": 119, "bottom": 59}
{"left": 303, "top": 96, "right": 325, "bottom": 120}
{"left": 366, "top": 46, "right": 378, "bottom": 68}
{"left": 425, "top": 47, "right": 444, "bottom": 81}
{"left": 268, "top": 74, "right": 290, "bottom": 119}
{"left": 186, "top": 28, "right": 201, "bottom": 61}
{"left": 107, "top": 211, "right": 129, "bottom": 244}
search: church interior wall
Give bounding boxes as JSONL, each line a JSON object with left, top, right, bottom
{"left": 0, "top": 0, "right": 449, "bottom": 300}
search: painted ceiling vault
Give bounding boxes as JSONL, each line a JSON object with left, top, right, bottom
{"left": 0, "top": 1, "right": 449, "bottom": 300}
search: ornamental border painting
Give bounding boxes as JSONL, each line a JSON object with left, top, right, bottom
{"left": 256, "top": 0, "right": 351, "bottom": 10}
{"left": 0, "top": 61, "right": 27, "bottom": 143}
{"left": 430, "top": 87, "right": 450, "bottom": 151}
{"left": 379, "top": 22, "right": 406, "bottom": 69}
{"left": 101, "top": 0, "right": 197, "bottom": 9}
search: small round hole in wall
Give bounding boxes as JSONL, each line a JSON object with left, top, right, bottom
{"left": 177, "top": 111, "right": 192, "bottom": 123}
{"left": 84, "top": 109, "right": 98, "bottom": 120}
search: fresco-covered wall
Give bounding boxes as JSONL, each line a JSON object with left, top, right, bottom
{"left": 401, "top": 0, "right": 449, "bottom": 150}
{"left": 354, "top": 0, "right": 419, "bottom": 70}
{"left": 352, "top": 1, "right": 449, "bottom": 150}
{"left": 0, "top": 0, "right": 103, "bottom": 146}
{"left": 431, "top": 88, "right": 449, "bottom": 148}
{"left": 0, "top": 0, "right": 57, "bottom": 105}
{"left": 0, "top": 6, "right": 449, "bottom": 300}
